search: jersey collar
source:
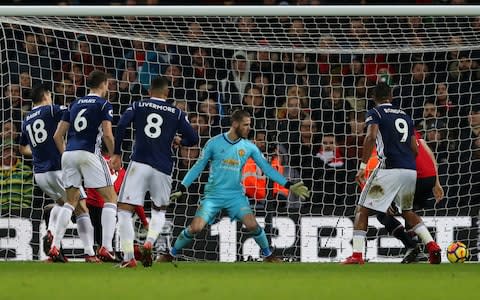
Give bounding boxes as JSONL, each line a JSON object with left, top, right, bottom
{"left": 87, "top": 93, "right": 103, "bottom": 97}
{"left": 223, "top": 133, "right": 242, "bottom": 145}
{"left": 150, "top": 97, "right": 166, "bottom": 102}
{"left": 378, "top": 103, "right": 392, "bottom": 107}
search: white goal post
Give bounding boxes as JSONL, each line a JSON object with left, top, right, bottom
{"left": 0, "top": 5, "right": 479, "bottom": 262}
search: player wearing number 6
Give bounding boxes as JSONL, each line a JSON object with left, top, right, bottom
{"left": 342, "top": 83, "right": 441, "bottom": 264}
{"left": 52, "top": 71, "right": 119, "bottom": 262}
{"left": 110, "top": 76, "right": 199, "bottom": 268}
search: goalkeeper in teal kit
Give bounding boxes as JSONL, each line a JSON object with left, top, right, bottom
{"left": 162, "top": 110, "right": 310, "bottom": 262}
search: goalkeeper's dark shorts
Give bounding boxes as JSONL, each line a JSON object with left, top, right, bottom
{"left": 413, "top": 176, "right": 436, "bottom": 210}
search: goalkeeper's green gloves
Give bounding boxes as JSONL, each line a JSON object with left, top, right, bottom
{"left": 285, "top": 181, "right": 310, "bottom": 199}
{"left": 170, "top": 184, "right": 187, "bottom": 201}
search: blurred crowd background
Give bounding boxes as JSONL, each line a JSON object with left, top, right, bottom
{"left": 1, "top": 0, "right": 479, "bottom": 221}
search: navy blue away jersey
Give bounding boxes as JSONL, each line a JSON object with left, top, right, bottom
{"left": 62, "top": 94, "right": 113, "bottom": 154}
{"left": 365, "top": 103, "right": 416, "bottom": 170}
{"left": 115, "top": 97, "right": 199, "bottom": 175}
{"left": 20, "top": 105, "right": 66, "bottom": 173}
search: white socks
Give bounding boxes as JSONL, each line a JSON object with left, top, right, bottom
{"left": 52, "top": 203, "right": 75, "bottom": 249}
{"left": 101, "top": 202, "right": 117, "bottom": 251}
{"left": 412, "top": 223, "right": 434, "bottom": 244}
{"left": 47, "top": 204, "right": 62, "bottom": 234}
{"left": 352, "top": 230, "right": 366, "bottom": 254}
{"left": 146, "top": 209, "right": 166, "bottom": 244}
{"left": 118, "top": 209, "right": 134, "bottom": 261}
{"left": 76, "top": 213, "right": 95, "bottom": 256}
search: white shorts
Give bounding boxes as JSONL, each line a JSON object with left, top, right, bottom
{"left": 35, "top": 171, "right": 65, "bottom": 201}
{"left": 359, "top": 167, "right": 416, "bottom": 213}
{"left": 35, "top": 171, "right": 87, "bottom": 201}
{"left": 62, "top": 150, "right": 112, "bottom": 189}
{"left": 118, "top": 161, "right": 172, "bottom": 207}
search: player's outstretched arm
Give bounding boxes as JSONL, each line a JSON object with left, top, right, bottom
{"left": 170, "top": 184, "right": 187, "bottom": 201}
{"left": 357, "top": 123, "right": 378, "bottom": 185}
{"left": 19, "top": 145, "right": 32, "bottom": 157}
{"left": 53, "top": 120, "right": 70, "bottom": 155}
{"left": 410, "top": 134, "right": 418, "bottom": 157}
{"left": 177, "top": 112, "right": 200, "bottom": 147}
{"left": 111, "top": 105, "right": 135, "bottom": 170}
{"left": 287, "top": 181, "right": 310, "bottom": 199}
{"left": 18, "top": 132, "right": 32, "bottom": 157}
{"left": 172, "top": 140, "right": 213, "bottom": 201}
{"left": 100, "top": 101, "right": 115, "bottom": 156}
{"left": 419, "top": 138, "right": 444, "bottom": 202}
{"left": 251, "top": 146, "right": 310, "bottom": 199}
{"left": 102, "top": 120, "right": 115, "bottom": 157}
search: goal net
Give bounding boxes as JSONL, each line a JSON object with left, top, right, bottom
{"left": 0, "top": 6, "right": 479, "bottom": 262}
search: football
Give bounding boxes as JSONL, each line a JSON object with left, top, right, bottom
{"left": 446, "top": 241, "right": 470, "bottom": 263}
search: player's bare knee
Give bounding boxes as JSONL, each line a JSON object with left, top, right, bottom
{"left": 354, "top": 206, "right": 365, "bottom": 219}
{"left": 74, "top": 206, "right": 88, "bottom": 216}
{"left": 189, "top": 224, "right": 204, "bottom": 234}
{"left": 96, "top": 186, "right": 117, "bottom": 203}
{"left": 245, "top": 223, "right": 258, "bottom": 232}
{"left": 402, "top": 210, "right": 421, "bottom": 227}
{"left": 66, "top": 187, "right": 80, "bottom": 203}
{"left": 241, "top": 214, "right": 258, "bottom": 231}
{"left": 118, "top": 202, "right": 135, "bottom": 212}
{"left": 402, "top": 209, "right": 414, "bottom": 219}
{"left": 74, "top": 200, "right": 89, "bottom": 215}
{"left": 65, "top": 198, "right": 79, "bottom": 209}
{"left": 189, "top": 218, "right": 206, "bottom": 234}
{"left": 105, "top": 189, "right": 117, "bottom": 204}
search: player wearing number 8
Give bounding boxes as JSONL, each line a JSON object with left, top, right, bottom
{"left": 111, "top": 76, "right": 199, "bottom": 268}
{"left": 52, "top": 70, "right": 119, "bottom": 262}
{"left": 342, "top": 83, "right": 441, "bottom": 265}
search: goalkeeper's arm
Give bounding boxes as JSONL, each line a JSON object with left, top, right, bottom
{"left": 251, "top": 147, "right": 310, "bottom": 199}
{"left": 170, "top": 141, "right": 213, "bottom": 201}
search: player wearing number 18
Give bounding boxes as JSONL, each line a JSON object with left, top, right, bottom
{"left": 19, "top": 84, "right": 98, "bottom": 262}
{"left": 110, "top": 76, "right": 199, "bottom": 268}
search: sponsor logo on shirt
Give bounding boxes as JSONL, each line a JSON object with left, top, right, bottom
{"left": 223, "top": 159, "right": 240, "bottom": 166}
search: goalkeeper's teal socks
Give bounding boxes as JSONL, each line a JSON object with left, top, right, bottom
{"left": 252, "top": 226, "right": 272, "bottom": 257}
{"left": 172, "top": 226, "right": 272, "bottom": 257}
{"left": 171, "top": 228, "right": 194, "bottom": 256}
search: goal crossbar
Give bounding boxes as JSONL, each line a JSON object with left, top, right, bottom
{"left": 1, "top": 5, "right": 480, "bottom": 17}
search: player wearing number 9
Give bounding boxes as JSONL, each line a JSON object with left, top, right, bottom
{"left": 111, "top": 76, "right": 199, "bottom": 268}
{"left": 343, "top": 82, "right": 441, "bottom": 265}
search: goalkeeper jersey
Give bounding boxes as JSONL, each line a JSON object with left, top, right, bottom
{"left": 181, "top": 133, "right": 288, "bottom": 197}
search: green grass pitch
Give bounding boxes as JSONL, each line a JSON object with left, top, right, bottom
{"left": 0, "top": 262, "right": 478, "bottom": 300}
